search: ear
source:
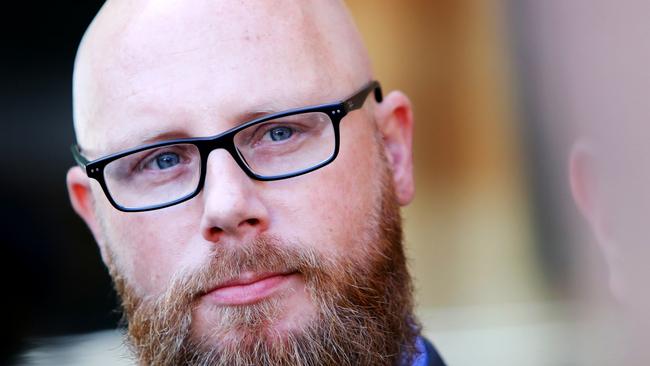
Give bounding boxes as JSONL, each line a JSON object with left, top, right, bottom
{"left": 374, "top": 90, "right": 415, "bottom": 206}
{"left": 570, "top": 139, "right": 629, "bottom": 300}
{"left": 569, "top": 139, "right": 608, "bottom": 242}
{"left": 66, "top": 166, "right": 106, "bottom": 258}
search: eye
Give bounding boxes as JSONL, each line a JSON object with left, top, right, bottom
{"left": 152, "top": 152, "right": 180, "bottom": 170}
{"left": 266, "top": 126, "right": 293, "bottom": 142}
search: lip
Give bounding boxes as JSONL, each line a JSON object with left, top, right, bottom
{"left": 203, "top": 271, "right": 298, "bottom": 306}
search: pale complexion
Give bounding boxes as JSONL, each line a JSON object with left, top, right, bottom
{"left": 67, "top": 0, "right": 414, "bottom": 344}
{"left": 565, "top": 2, "right": 650, "bottom": 363}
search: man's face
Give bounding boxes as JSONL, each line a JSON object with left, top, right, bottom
{"left": 67, "top": 1, "right": 416, "bottom": 365}
{"left": 563, "top": 0, "right": 650, "bottom": 309}
{"left": 564, "top": 1, "right": 650, "bottom": 362}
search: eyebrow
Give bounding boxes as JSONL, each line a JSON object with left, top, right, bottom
{"left": 134, "top": 108, "right": 286, "bottom": 146}
{"left": 139, "top": 130, "right": 193, "bottom": 145}
{"left": 96, "top": 94, "right": 323, "bottom": 157}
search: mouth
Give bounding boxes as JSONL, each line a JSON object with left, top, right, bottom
{"left": 203, "top": 271, "right": 299, "bottom": 306}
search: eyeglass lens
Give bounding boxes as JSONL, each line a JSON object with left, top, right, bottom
{"left": 102, "top": 111, "right": 335, "bottom": 209}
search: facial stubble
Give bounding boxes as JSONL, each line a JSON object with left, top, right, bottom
{"left": 105, "top": 162, "right": 420, "bottom": 366}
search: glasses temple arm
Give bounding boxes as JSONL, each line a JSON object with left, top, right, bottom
{"left": 71, "top": 144, "right": 90, "bottom": 169}
{"left": 344, "top": 80, "right": 383, "bottom": 112}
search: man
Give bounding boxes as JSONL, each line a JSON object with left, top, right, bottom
{"left": 521, "top": 0, "right": 650, "bottom": 364}
{"left": 65, "top": 0, "right": 445, "bottom": 365}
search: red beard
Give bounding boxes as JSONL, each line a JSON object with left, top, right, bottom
{"left": 108, "top": 165, "right": 419, "bottom": 366}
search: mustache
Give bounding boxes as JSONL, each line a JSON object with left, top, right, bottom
{"left": 167, "top": 235, "right": 326, "bottom": 304}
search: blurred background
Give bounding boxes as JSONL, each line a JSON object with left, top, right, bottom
{"left": 348, "top": 1, "right": 596, "bottom": 364}
{"left": 1, "top": 0, "right": 621, "bottom": 365}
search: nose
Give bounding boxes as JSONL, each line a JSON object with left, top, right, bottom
{"left": 199, "top": 149, "right": 269, "bottom": 243}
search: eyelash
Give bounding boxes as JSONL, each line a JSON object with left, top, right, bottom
{"left": 134, "top": 147, "right": 188, "bottom": 172}
{"left": 247, "top": 122, "right": 304, "bottom": 147}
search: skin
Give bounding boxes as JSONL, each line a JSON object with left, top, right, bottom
{"left": 67, "top": 0, "right": 414, "bottom": 345}
{"left": 570, "top": 126, "right": 650, "bottom": 366}
{"left": 560, "top": 0, "right": 650, "bottom": 362}
{"left": 564, "top": 0, "right": 650, "bottom": 311}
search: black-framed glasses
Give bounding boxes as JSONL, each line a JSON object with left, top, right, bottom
{"left": 72, "top": 80, "right": 382, "bottom": 212}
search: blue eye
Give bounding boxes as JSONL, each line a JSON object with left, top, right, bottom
{"left": 268, "top": 126, "right": 293, "bottom": 141}
{"left": 155, "top": 152, "right": 180, "bottom": 169}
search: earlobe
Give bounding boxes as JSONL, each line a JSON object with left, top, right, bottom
{"left": 375, "top": 90, "right": 415, "bottom": 206}
{"left": 66, "top": 166, "right": 101, "bottom": 240}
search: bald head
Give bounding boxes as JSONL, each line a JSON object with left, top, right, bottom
{"left": 73, "top": 0, "right": 373, "bottom": 156}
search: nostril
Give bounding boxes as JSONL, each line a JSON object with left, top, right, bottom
{"left": 202, "top": 218, "right": 265, "bottom": 243}
{"left": 244, "top": 218, "right": 259, "bottom": 226}
{"left": 209, "top": 227, "right": 223, "bottom": 237}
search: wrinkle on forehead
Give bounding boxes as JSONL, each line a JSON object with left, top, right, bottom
{"left": 73, "top": 0, "right": 372, "bottom": 153}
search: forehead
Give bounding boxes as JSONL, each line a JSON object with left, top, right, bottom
{"left": 76, "top": 0, "right": 365, "bottom": 156}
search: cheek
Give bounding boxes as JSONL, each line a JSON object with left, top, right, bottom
{"left": 101, "top": 201, "right": 206, "bottom": 295}
{"left": 266, "top": 115, "right": 381, "bottom": 256}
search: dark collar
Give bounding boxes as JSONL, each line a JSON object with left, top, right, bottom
{"left": 411, "top": 336, "right": 446, "bottom": 366}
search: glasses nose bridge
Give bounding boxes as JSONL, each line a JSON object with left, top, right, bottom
{"left": 197, "top": 131, "right": 248, "bottom": 179}
{"left": 199, "top": 131, "right": 238, "bottom": 163}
